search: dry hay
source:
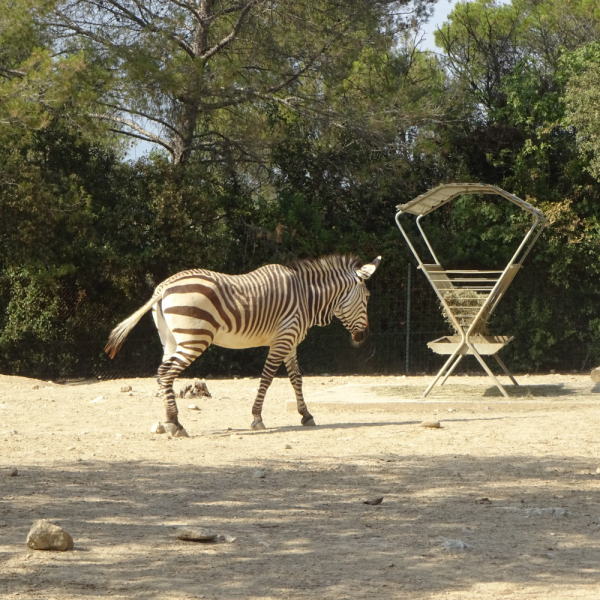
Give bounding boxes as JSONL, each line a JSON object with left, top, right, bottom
{"left": 440, "top": 289, "right": 490, "bottom": 335}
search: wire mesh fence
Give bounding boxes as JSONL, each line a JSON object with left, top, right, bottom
{"left": 0, "top": 263, "right": 594, "bottom": 382}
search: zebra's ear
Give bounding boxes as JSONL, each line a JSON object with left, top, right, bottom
{"left": 356, "top": 256, "right": 381, "bottom": 282}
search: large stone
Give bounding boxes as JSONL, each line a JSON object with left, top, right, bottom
{"left": 26, "top": 520, "right": 74, "bottom": 551}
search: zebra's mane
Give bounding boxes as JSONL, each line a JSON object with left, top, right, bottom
{"left": 287, "top": 254, "right": 363, "bottom": 274}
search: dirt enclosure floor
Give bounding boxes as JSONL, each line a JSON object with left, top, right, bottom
{"left": 2, "top": 372, "right": 600, "bottom": 599}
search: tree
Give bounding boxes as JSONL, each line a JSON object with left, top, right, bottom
{"left": 433, "top": 0, "right": 523, "bottom": 114}
{"left": 564, "top": 42, "right": 600, "bottom": 181}
{"left": 0, "top": 0, "right": 112, "bottom": 147}
{"left": 47, "top": 0, "right": 436, "bottom": 165}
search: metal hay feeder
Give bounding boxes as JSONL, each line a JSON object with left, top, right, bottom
{"left": 395, "top": 183, "right": 546, "bottom": 397}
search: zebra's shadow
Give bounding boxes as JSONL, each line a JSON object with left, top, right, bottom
{"left": 199, "top": 421, "right": 418, "bottom": 437}
{"left": 203, "top": 414, "right": 529, "bottom": 437}
{"left": 206, "top": 420, "right": 432, "bottom": 437}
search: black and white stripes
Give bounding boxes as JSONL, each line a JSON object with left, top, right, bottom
{"left": 106, "top": 254, "right": 381, "bottom": 433}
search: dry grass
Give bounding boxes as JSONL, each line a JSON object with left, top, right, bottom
{"left": 441, "top": 289, "right": 490, "bottom": 335}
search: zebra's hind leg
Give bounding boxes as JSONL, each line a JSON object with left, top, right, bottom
{"left": 156, "top": 357, "right": 187, "bottom": 436}
{"left": 157, "top": 343, "right": 207, "bottom": 437}
{"left": 284, "top": 350, "right": 316, "bottom": 427}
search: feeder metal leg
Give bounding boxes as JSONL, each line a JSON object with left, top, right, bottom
{"left": 440, "top": 354, "right": 464, "bottom": 386}
{"left": 493, "top": 354, "right": 519, "bottom": 386}
{"left": 423, "top": 343, "right": 466, "bottom": 398}
{"left": 468, "top": 343, "right": 510, "bottom": 398}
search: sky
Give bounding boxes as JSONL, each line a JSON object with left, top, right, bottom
{"left": 126, "top": 0, "right": 465, "bottom": 161}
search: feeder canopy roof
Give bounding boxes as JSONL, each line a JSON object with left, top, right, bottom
{"left": 397, "top": 183, "right": 544, "bottom": 218}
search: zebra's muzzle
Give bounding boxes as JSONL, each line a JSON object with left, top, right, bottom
{"left": 351, "top": 327, "right": 370, "bottom": 346}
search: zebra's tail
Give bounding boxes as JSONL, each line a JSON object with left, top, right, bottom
{"left": 105, "top": 295, "right": 161, "bottom": 359}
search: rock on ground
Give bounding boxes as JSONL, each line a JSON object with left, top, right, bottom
{"left": 175, "top": 527, "right": 216, "bottom": 542}
{"left": 150, "top": 422, "right": 165, "bottom": 434}
{"left": 26, "top": 520, "right": 74, "bottom": 551}
{"left": 179, "top": 379, "right": 211, "bottom": 399}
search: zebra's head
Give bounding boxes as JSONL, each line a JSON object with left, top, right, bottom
{"left": 335, "top": 256, "right": 381, "bottom": 345}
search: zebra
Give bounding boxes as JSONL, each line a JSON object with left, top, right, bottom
{"left": 105, "top": 254, "right": 381, "bottom": 435}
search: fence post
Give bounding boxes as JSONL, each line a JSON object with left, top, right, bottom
{"left": 406, "top": 263, "right": 411, "bottom": 374}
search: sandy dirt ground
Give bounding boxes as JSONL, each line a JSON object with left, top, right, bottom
{"left": 1, "top": 372, "right": 600, "bottom": 599}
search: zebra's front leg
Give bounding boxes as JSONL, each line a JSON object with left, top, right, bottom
{"left": 284, "top": 350, "right": 315, "bottom": 427}
{"left": 251, "top": 343, "right": 291, "bottom": 430}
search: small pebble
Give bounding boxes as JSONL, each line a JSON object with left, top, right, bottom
{"left": 175, "top": 527, "right": 216, "bottom": 542}
{"left": 363, "top": 497, "right": 384, "bottom": 505}
{"left": 0, "top": 520, "right": 6, "bottom": 527}
{"left": 284, "top": 444, "right": 292, "bottom": 450}
{"left": 32, "top": 385, "right": 39, "bottom": 390}
{"left": 253, "top": 469, "right": 267, "bottom": 478}
{"left": 8, "top": 467, "right": 18, "bottom": 476}
{"left": 89, "top": 396, "right": 103, "bottom": 403}
{"left": 443, "top": 538, "right": 474, "bottom": 552}
{"left": 188, "top": 404, "right": 201, "bottom": 411}
{"left": 120, "top": 385, "right": 132, "bottom": 393}
{"left": 419, "top": 420, "right": 441, "bottom": 429}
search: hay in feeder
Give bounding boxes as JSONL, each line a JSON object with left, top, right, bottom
{"left": 440, "top": 289, "right": 490, "bottom": 335}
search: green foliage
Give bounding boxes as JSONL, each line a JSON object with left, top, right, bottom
{"left": 564, "top": 42, "right": 600, "bottom": 180}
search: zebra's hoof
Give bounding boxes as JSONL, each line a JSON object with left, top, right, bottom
{"left": 302, "top": 417, "right": 316, "bottom": 427}
{"left": 174, "top": 428, "right": 189, "bottom": 438}
{"left": 251, "top": 419, "right": 266, "bottom": 430}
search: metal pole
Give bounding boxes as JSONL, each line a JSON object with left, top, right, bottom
{"left": 406, "top": 263, "right": 411, "bottom": 374}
